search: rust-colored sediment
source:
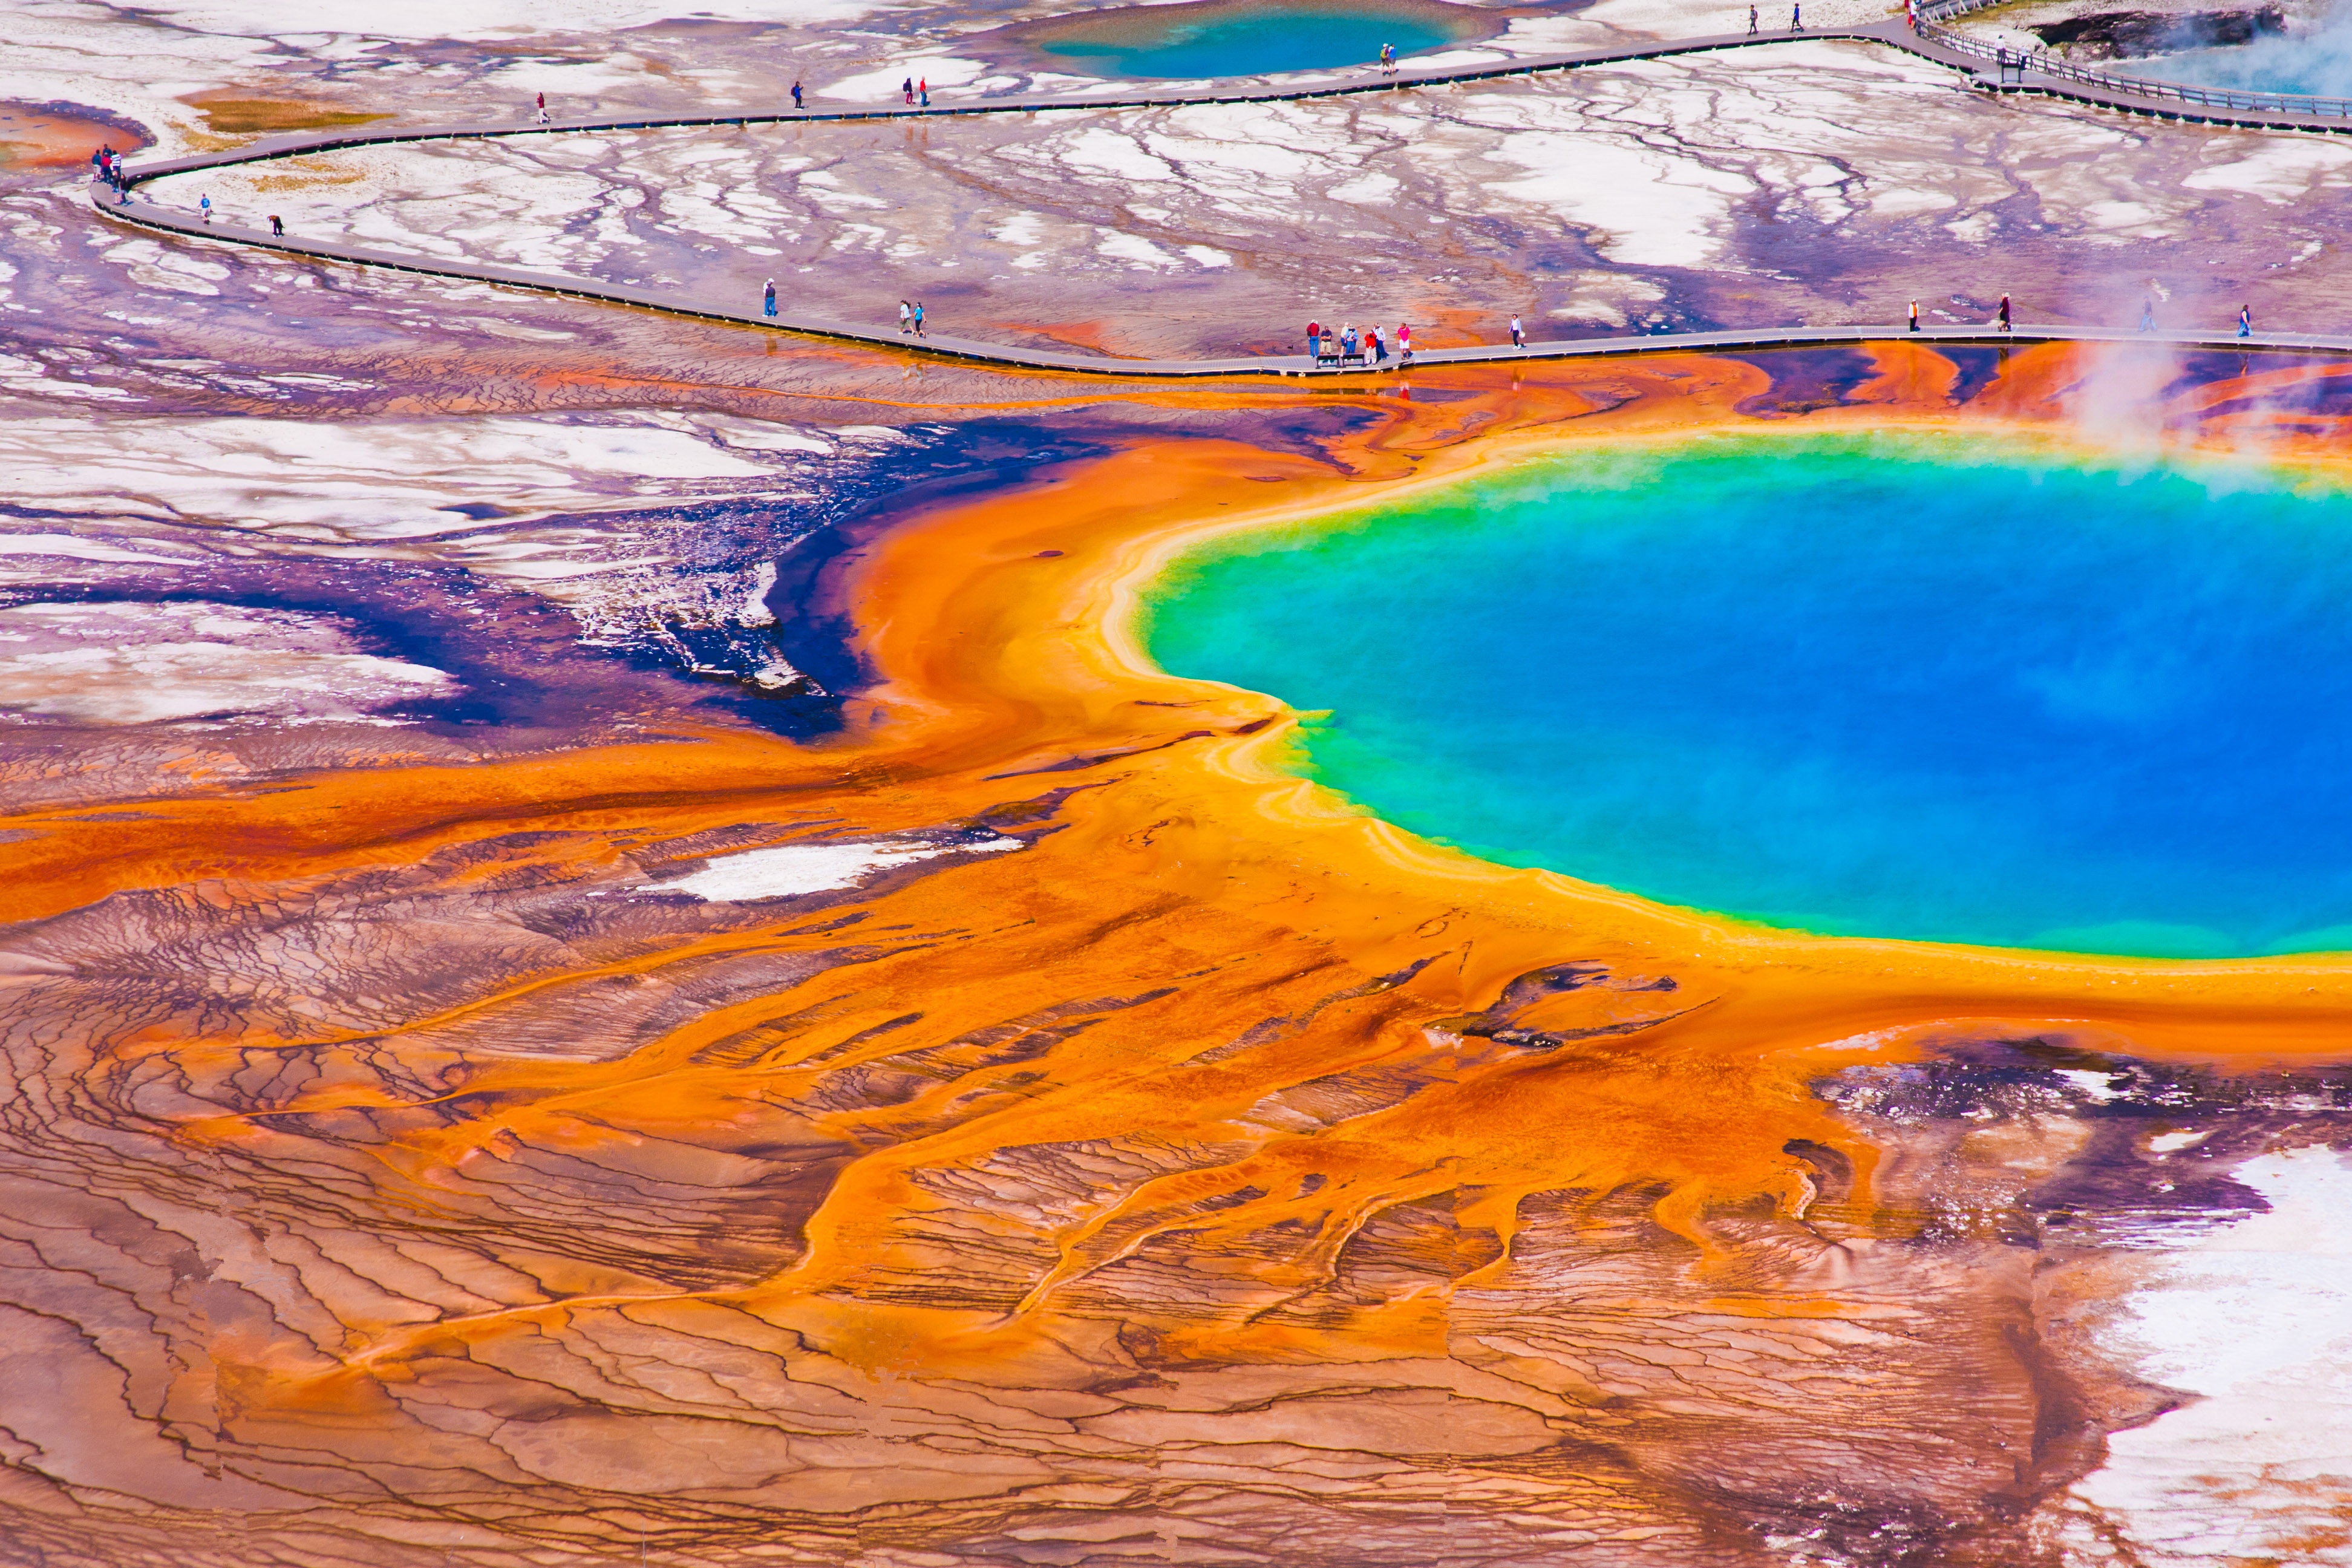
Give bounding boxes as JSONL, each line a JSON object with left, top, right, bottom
{"left": 3, "top": 342, "right": 2344, "bottom": 1564}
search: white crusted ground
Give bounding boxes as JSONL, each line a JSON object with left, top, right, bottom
{"left": 2054, "top": 1145, "right": 2352, "bottom": 1565}
{"left": 0, "top": 408, "right": 872, "bottom": 656}
{"left": 0, "top": 599, "right": 453, "bottom": 724}
{"left": 129, "top": 36, "right": 2352, "bottom": 353}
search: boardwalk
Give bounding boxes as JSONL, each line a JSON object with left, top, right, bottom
{"left": 101, "top": 20, "right": 2352, "bottom": 378}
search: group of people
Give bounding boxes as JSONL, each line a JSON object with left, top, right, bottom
{"left": 901, "top": 77, "right": 930, "bottom": 107}
{"left": 1746, "top": 4, "right": 1802, "bottom": 31}
{"left": 1906, "top": 294, "right": 2011, "bottom": 332}
{"left": 1376, "top": 43, "right": 1401, "bottom": 76}
{"left": 898, "top": 298, "right": 929, "bottom": 335}
{"left": 90, "top": 143, "right": 132, "bottom": 204}
{"left": 1307, "top": 319, "right": 1412, "bottom": 366}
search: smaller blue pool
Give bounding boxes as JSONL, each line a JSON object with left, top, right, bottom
{"left": 1030, "top": 0, "right": 1476, "bottom": 79}
{"left": 2143, "top": 29, "right": 2352, "bottom": 97}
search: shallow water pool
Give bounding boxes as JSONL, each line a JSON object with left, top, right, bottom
{"left": 1031, "top": 0, "right": 1470, "bottom": 79}
{"left": 1143, "top": 433, "right": 2352, "bottom": 958}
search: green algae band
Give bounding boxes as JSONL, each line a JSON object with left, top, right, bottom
{"left": 1143, "top": 433, "right": 2352, "bottom": 959}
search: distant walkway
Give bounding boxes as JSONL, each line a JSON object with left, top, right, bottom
{"left": 99, "top": 21, "right": 2352, "bottom": 377}
{"left": 94, "top": 199, "right": 2352, "bottom": 374}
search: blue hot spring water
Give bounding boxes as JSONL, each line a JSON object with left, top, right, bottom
{"left": 1037, "top": 1, "right": 1457, "bottom": 79}
{"left": 1140, "top": 433, "right": 2352, "bottom": 959}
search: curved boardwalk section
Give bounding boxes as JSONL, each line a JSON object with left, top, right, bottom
{"left": 101, "top": 20, "right": 2352, "bottom": 377}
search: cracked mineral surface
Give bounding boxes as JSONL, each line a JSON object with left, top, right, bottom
{"left": 5, "top": 1, "right": 2352, "bottom": 1565}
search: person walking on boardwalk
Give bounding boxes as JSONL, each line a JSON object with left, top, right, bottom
{"left": 2238, "top": 302, "right": 2253, "bottom": 338}
{"left": 1998, "top": 293, "right": 2011, "bottom": 333}
{"left": 902, "top": 77, "right": 914, "bottom": 105}
{"left": 1908, "top": 298, "right": 1919, "bottom": 332}
{"left": 913, "top": 300, "right": 926, "bottom": 336}
{"left": 763, "top": 278, "right": 777, "bottom": 317}
{"left": 1509, "top": 313, "right": 1524, "bottom": 347}
{"left": 1307, "top": 318, "right": 1322, "bottom": 359}
{"left": 1748, "top": 5, "right": 1759, "bottom": 33}
{"left": 1398, "top": 321, "right": 1413, "bottom": 364}
{"left": 919, "top": 78, "right": 929, "bottom": 107}
{"left": 792, "top": 80, "right": 803, "bottom": 109}
{"left": 198, "top": 193, "right": 211, "bottom": 224}
{"left": 899, "top": 299, "right": 912, "bottom": 333}
{"left": 1791, "top": 2, "right": 1800, "bottom": 28}
{"left": 2139, "top": 295, "right": 2156, "bottom": 332}
{"left": 536, "top": 90, "right": 550, "bottom": 125}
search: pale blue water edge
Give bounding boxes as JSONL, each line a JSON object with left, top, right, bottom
{"left": 1139, "top": 433, "right": 2352, "bottom": 959}
{"left": 1037, "top": 1, "right": 1455, "bottom": 79}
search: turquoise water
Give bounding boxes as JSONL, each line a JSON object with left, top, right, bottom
{"left": 1037, "top": 1, "right": 1455, "bottom": 79}
{"left": 1142, "top": 434, "right": 2352, "bottom": 958}
{"left": 2149, "top": 32, "right": 2352, "bottom": 97}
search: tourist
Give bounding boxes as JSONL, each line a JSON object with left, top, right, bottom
{"left": 903, "top": 78, "right": 914, "bottom": 106}
{"left": 270, "top": 214, "right": 283, "bottom": 236}
{"left": 920, "top": 79, "right": 930, "bottom": 108}
{"left": 1749, "top": 5, "right": 1759, "bottom": 33}
{"left": 1791, "top": 2, "right": 1801, "bottom": 28}
{"left": 1509, "top": 313, "right": 1524, "bottom": 347}
{"left": 536, "top": 91, "right": 550, "bottom": 125}
{"left": 900, "top": 299, "right": 912, "bottom": 333}
{"left": 792, "top": 80, "right": 804, "bottom": 109}
{"left": 1307, "top": 318, "right": 1322, "bottom": 358}
{"left": 764, "top": 278, "right": 777, "bottom": 317}
{"left": 1398, "top": 322, "right": 1412, "bottom": 364}
{"left": 2238, "top": 302, "right": 2253, "bottom": 337}
{"left": 1371, "top": 324, "right": 1386, "bottom": 364}
{"left": 913, "top": 300, "right": 926, "bottom": 336}
{"left": 2139, "top": 296, "right": 2156, "bottom": 332}
{"left": 1908, "top": 298, "right": 1919, "bottom": 332}
{"left": 199, "top": 193, "right": 211, "bottom": 224}
{"left": 1998, "top": 293, "right": 2011, "bottom": 332}
{"left": 1343, "top": 323, "right": 1359, "bottom": 359}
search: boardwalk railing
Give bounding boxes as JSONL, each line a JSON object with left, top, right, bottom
{"left": 1916, "top": 3, "right": 2352, "bottom": 121}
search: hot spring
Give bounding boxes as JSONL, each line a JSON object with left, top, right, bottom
{"left": 1022, "top": 0, "right": 1480, "bottom": 79}
{"left": 1143, "top": 431, "right": 2352, "bottom": 958}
